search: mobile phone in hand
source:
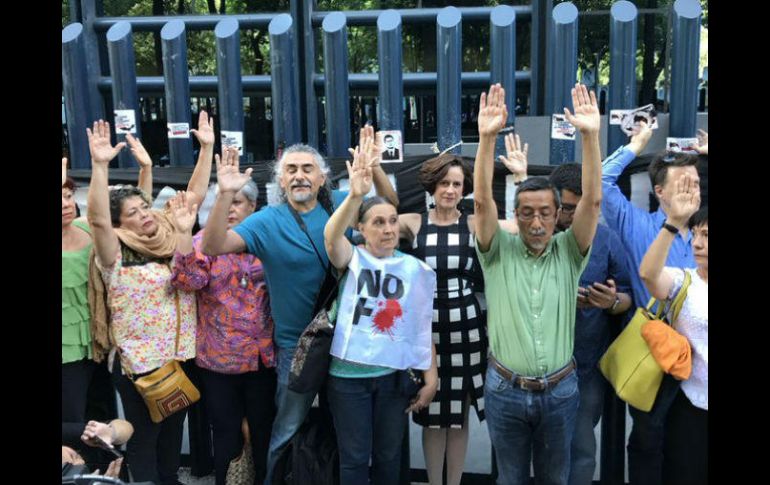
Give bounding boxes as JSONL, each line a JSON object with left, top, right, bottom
{"left": 91, "top": 434, "right": 123, "bottom": 459}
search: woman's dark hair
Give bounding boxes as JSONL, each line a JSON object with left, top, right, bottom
{"left": 418, "top": 154, "right": 473, "bottom": 197}
{"left": 688, "top": 207, "right": 707, "bottom": 230}
{"left": 109, "top": 186, "right": 151, "bottom": 227}
{"left": 63, "top": 177, "right": 77, "bottom": 192}
{"left": 358, "top": 196, "right": 395, "bottom": 223}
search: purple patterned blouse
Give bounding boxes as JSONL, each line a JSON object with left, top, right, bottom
{"left": 171, "top": 230, "right": 275, "bottom": 373}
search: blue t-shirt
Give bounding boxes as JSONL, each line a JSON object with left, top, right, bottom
{"left": 233, "top": 190, "right": 347, "bottom": 348}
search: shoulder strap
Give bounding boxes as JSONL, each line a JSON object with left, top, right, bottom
{"left": 667, "top": 270, "right": 692, "bottom": 323}
{"left": 287, "top": 203, "right": 328, "bottom": 271}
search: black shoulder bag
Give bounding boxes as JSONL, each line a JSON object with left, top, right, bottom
{"left": 286, "top": 203, "right": 342, "bottom": 394}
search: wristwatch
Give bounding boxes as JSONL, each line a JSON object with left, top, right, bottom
{"left": 610, "top": 296, "right": 620, "bottom": 312}
{"left": 662, "top": 221, "right": 679, "bottom": 235}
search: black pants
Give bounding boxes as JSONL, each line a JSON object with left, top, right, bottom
{"left": 627, "top": 374, "right": 680, "bottom": 485}
{"left": 62, "top": 358, "right": 96, "bottom": 424}
{"left": 663, "top": 389, "right": 708, "bottom": 485}
{"left": 198, "top": 365, "right": 277, "bottom": 485}
{"left": 111, "top": 358, "right": 187, "bottom": 485}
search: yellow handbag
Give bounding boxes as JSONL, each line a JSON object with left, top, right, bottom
{"left": 599, "top": 271, "right": 691, "bottom": 412}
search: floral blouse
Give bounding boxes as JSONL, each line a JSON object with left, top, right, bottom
{"left": 98, "top": 246, "right": 197, "bottom": 375}
{"left": 171, "top": 231, "right": 275, "bottom": 374}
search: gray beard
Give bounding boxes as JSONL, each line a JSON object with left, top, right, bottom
{"left": 289, "top": 191, "right": 314, "bottom": 203}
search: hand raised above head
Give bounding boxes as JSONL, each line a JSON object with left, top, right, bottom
{"left": 190, "top": 110, "right": 215, "bottom": 147}
{"left": 62, "top": 157, "right": 68, "bottom": 186}
{"left": 125, "top": 133, "right": 153, "bottom": 168}
{"left": 215, "top": 146, "right": 252, "bottom": 194}
{"left": 667, "top": 173, "right": 700, "bottom": 228}
{"left": 563, "top": 83, "right": 600, "bottom": 135}
{"left": 477, "top": 83, "right": 508, "bottom": 137}
{"left": 694, "top": 129, "right": 708, "bottom": 155}
{"left": 498, "top": 132, "right": 528, "bottom": 178}
{"left": 86, "top": 120, "right": 126, "bottom": 166}
{"left": 169, "top": 190, "right": 198, "bottom": 233}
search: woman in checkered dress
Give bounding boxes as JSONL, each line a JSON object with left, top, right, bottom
{"left": 399, "top": 152, "right": 521, "bottom": 485}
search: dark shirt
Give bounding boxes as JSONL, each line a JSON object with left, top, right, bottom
{"left": 573, "top": 223, "right": 632, "bottom": 377}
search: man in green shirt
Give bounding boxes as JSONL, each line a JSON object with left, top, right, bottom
{"left": 473, "top": 83, "right": 602, "bottom": 485}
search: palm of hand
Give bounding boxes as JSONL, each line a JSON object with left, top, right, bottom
{"left": 219, "top": 167, "right": 249, "bottom": 193}
{"left": 478, "top": 107, "right": 505, "bottom": 135}
{"left": 670, "top": 193, "right": 698, "bottom": 221}
{"left": 91, "top": 139, "right": 117, "bottom": 165}
{"left": 174, "top": 208, "right": 195, "bottom": 232}
{"left": 570, "top": 104, "right": 600, "bottom": 132}
{"left": 505, "top": 152, "right": 527, "bottom": 173}
{"left": 195, "top": 124, "right": 215, "bottom": 145}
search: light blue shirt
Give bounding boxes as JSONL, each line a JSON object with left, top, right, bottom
{"left": 233, "top": 190, "right": 347, "bottom": 348}
{"left": 601, "top": 146, "right": 695, "bottom": 308}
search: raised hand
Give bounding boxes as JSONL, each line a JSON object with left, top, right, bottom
{"left": 215, "top": 146, "right": 253, "bottom": 194}
{"left": 477, "top": 83, "right": 508, "bottom": 137}
{"left": 360, "top": 125, "right": 381, "bottom": 167}
{"left": 62, "top": 157, "right": 68, "bottom": 186}
{"left": 190, "top": 110, "right": 215, "bottom": 147}
{"left": 169, "top": 191, "right": 198, "bottom": 234}
{"left": 498, "top": 132, "right": 528, "bottom": 180}
{"left": 667, "top": 173, "right": 700, "bottom": 228}
{"left": 694, "top": 129, "right": 708, "bottom": 155}
{"left": 346, "top": 142, "right": 374, "bottom": 198}
{"left": 563, "top": 83, "right": 600, "bottom": 135}
{"left": 86, "top": 120, "right": 126, "bottom": 166}
{"left": 125, "top": 133, "right": 153, "bottom": 168}
{"left": 628, "top": 119, "right": 654, "bottom": 155}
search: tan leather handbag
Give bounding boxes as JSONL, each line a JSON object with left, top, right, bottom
{"left": 117, "top": 290, "right": 200, "bottom": 423}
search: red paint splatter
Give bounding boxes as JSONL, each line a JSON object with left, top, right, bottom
{"left": 372, "top": 299, "right": 403, "bottom": 338}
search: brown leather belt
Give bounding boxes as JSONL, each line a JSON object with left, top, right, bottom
{"left": 489, "top": 355, "right": 576, "bottom": 392}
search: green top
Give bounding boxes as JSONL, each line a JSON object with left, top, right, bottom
{"left": 477, "top": 225, "right": 590, "bottom": 376}
{"left": 62, "top": 219, "right": 93, "bottom": 363}
{"left": 327, "top": 269, "right": 396, "bottom": 379}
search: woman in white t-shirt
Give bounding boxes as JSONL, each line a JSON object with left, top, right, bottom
{"left": 640, "top": 173, "right": 707, "bottom": 485}
{"left": 324, "top": 134, "right": 439, "bottom": 485}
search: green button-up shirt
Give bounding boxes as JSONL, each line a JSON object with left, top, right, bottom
{"left": 477, "top": 225, "right": 591, "bottom": 376}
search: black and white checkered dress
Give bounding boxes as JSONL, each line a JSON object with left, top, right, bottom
{"left": 412, "top": 212, "right": 487, "bottom": 428}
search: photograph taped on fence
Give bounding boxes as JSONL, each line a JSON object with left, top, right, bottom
{"left": 666, "top": 137, "right": 699, "bottom": 153}
{"left": 221, "top": 130, "right": 244, "bottom": 155}
{"left": 609, "top": 104, "right": 659, "bottom": 135}
{"left": 113, "top": 110, "right": 136, "bottom": 134}
{"left": 167, "top": 122, "right": 190, "bottom": 139}
{"left": 551, "top": 114, "right": 576, "bottom": 141}
{"left": 377, "top": 130, "right": 403, "bottom": 163}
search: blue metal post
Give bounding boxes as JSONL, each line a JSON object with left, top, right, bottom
{"left": 607, "top": 1, "right": 638, "bottom": 154}
{"left": 294, "top": 0, "right": 319, "bottom": 146}
{"left": 669, "top": 0, "right": 702, "bottom": 138}
{"left": 161, "top": 20, "right": 194, "bottom": 167}
{"left": 547, "top": 2, "right": 578, "bottom": 165}
{"left": 322, "top": 12, "right": 351, "bottom": 158}
{"left": 62, "top": 23, "right": 94, "bottom": 169}
{"left": 79, "top": 0, "right": 106, "bottom": 121}
{"left": 530, "top": 0, "right": 553, "bottom": 115}
{"left": 490, "top": 5, "right": 517, "bottom": 159}
{"left": 269, "top": 14, "right": 303, "bottom": 154}
{"left": 106, "top": 21, "right": 141, "bottom": 168}
{"left": 377, "top": 10, "right": 404, "bottom": 134}
{"left": 437, "top": 7, "right": 462, "bottom": 154}
{"left": 215, "top": 18, "right": 245, "bottom": 160}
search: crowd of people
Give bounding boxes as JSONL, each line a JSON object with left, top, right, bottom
{"left": 62, "top": 82, "right": 708, "bottom": 485}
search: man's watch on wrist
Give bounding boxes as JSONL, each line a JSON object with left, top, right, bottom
{"left": 662, "top": 221, "right": 680, "bottom": 235}
{"left": 610, "top": 296, "right": 620, "bottom": 312}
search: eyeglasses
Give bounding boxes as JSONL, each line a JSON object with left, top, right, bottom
{"left": 516, "top": 211, "right": 555, "bottom": 222}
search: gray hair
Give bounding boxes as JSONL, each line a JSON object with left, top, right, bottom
{"left": 216, "top": 178, "right": 259, "bottom": 203}
{"left": 270, "top": 144, "right": 332, "bottom": 204}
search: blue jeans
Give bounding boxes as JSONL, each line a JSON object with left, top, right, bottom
{"left": 568, "top": 369, "right": 606, "bottom": 485}
{"left": 264, "top": 346, "right": 317, "bottom": 484}
{"left": 326, "top": 372, "right": 409, "bottom": 485}
{"left": 485, "top": 364, "right": 580, "bottom": 485}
